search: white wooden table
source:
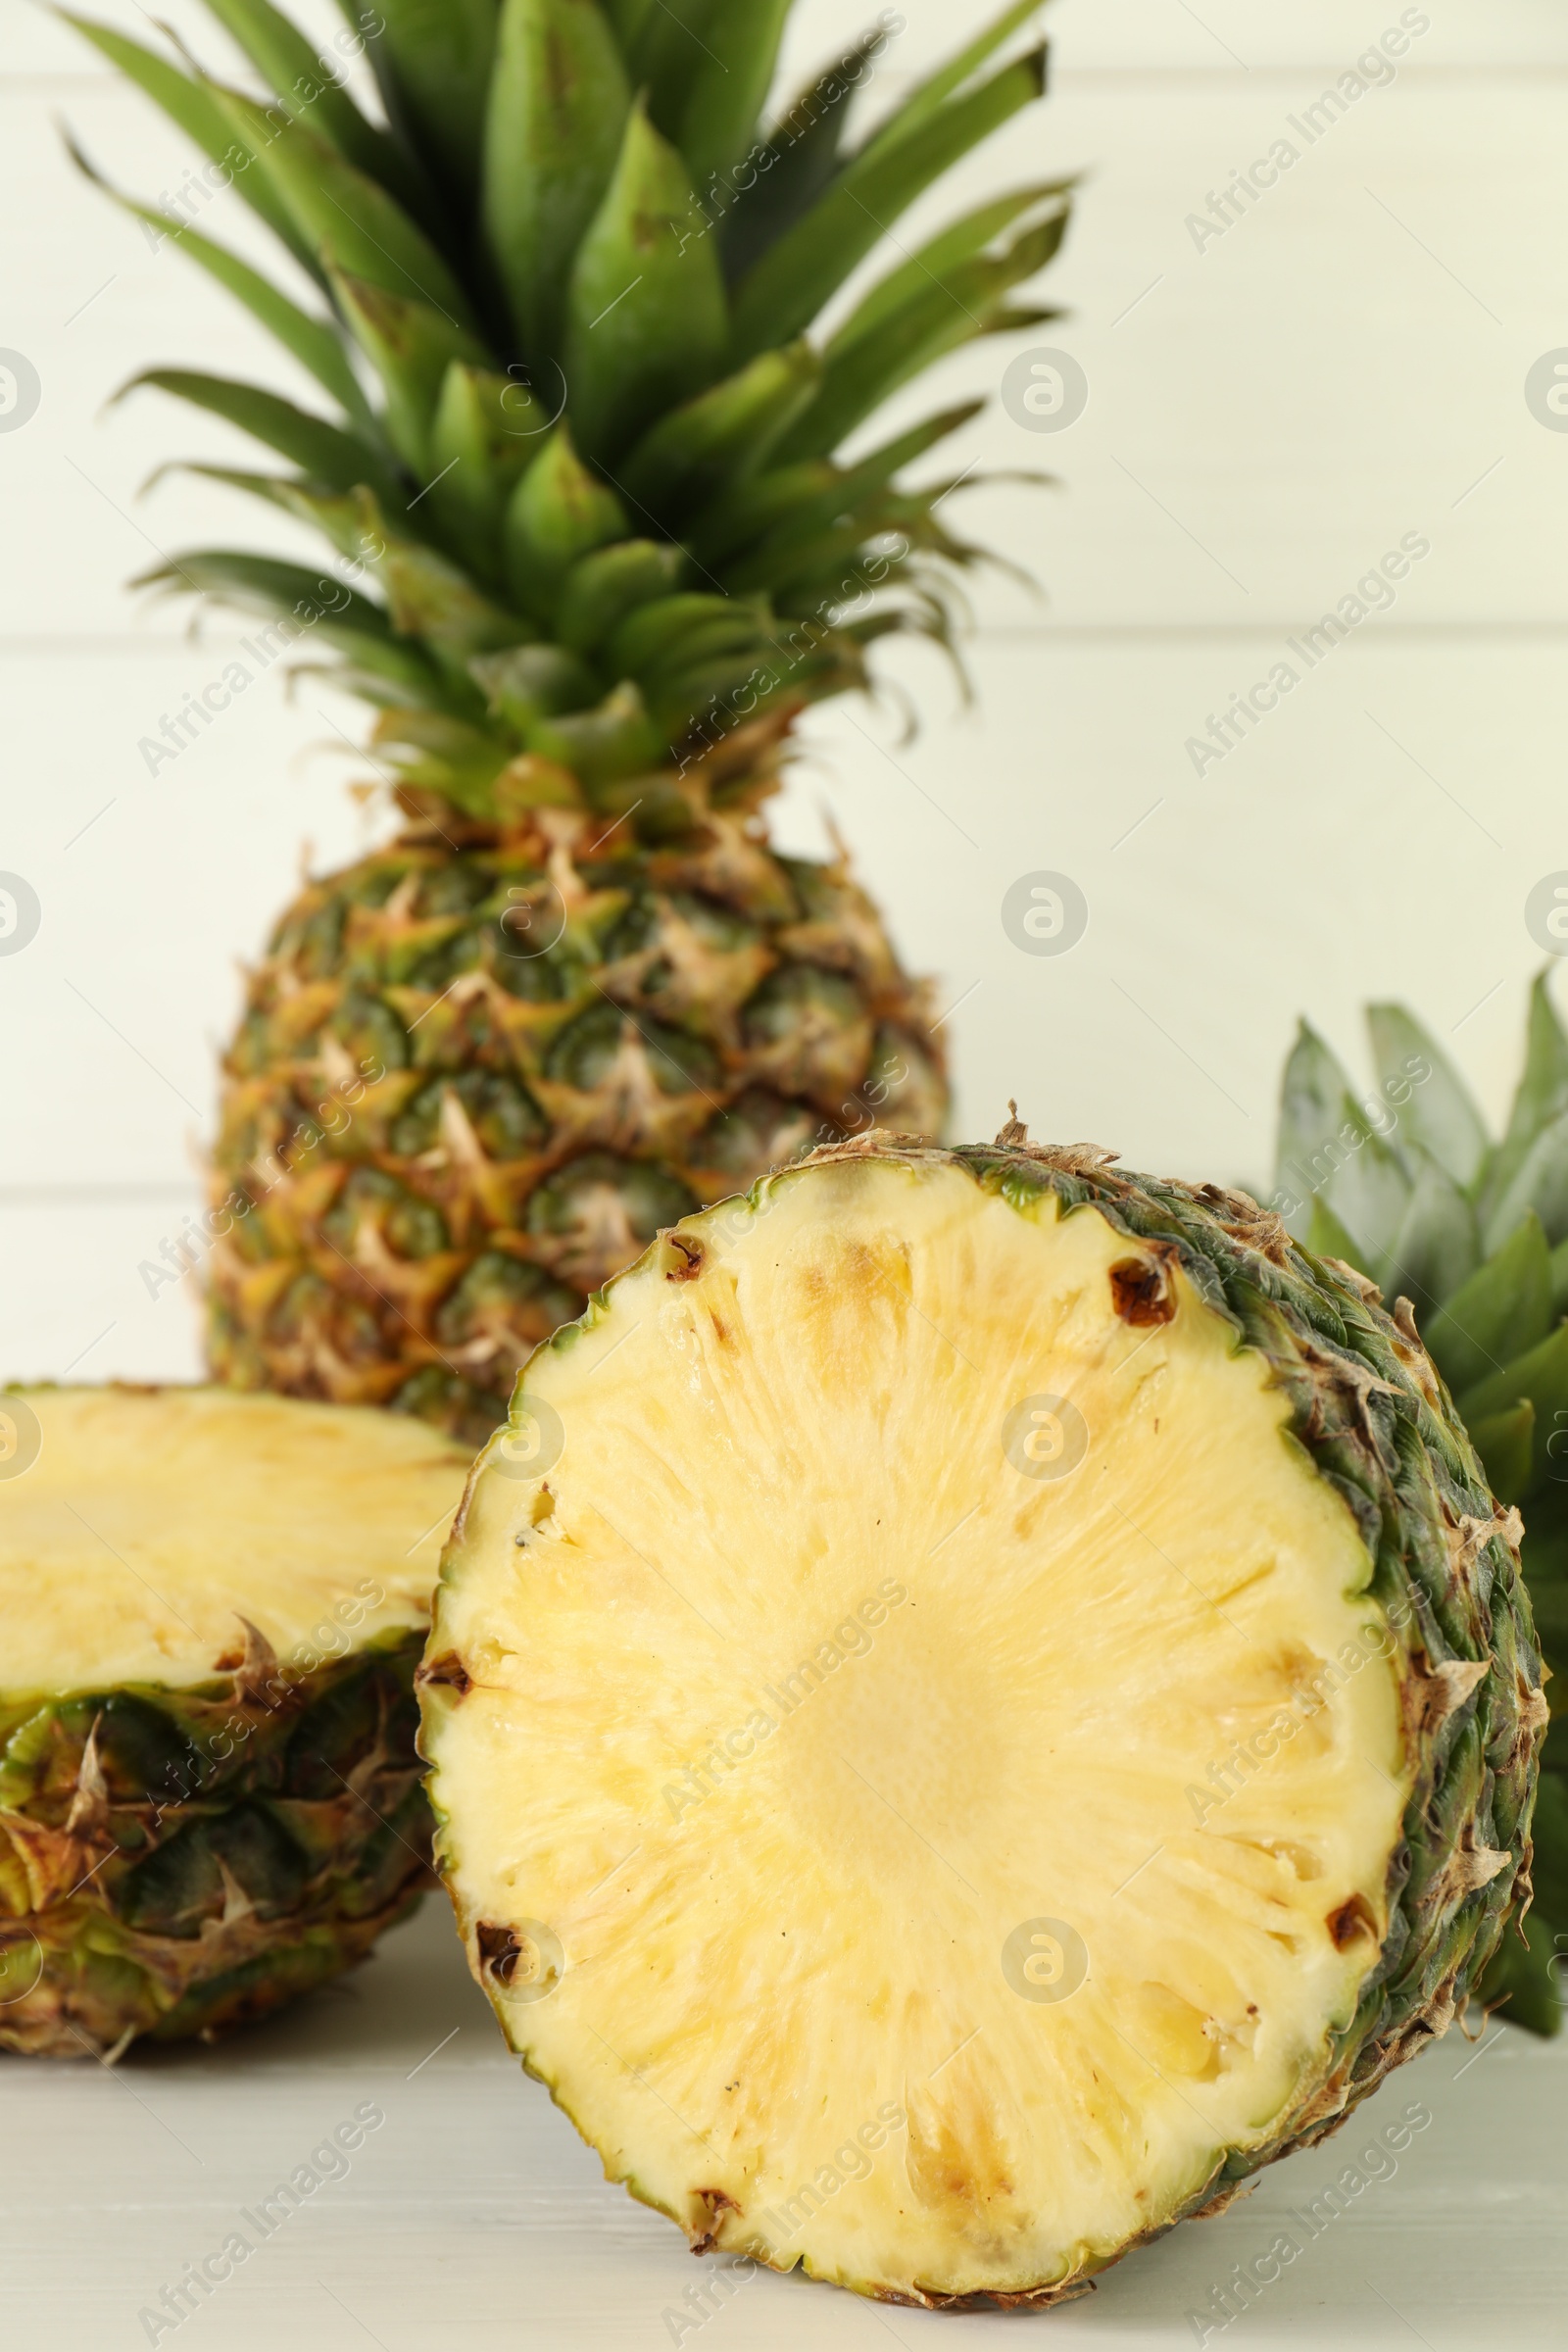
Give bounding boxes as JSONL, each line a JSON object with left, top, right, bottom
{"left": 8, "top": 1894, "right": 1562, "bottom": 2350}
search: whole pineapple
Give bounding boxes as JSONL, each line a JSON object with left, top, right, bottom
{"left": 70, "top": 0, "right": 1070, "bottom": 1444}
{"left": 1273, "top": 978, "right": 1568, "bottom": 2033}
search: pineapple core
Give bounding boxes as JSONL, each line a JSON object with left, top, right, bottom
{"left": 426, "top": 1157, "right": 1408, "bottom": 2300}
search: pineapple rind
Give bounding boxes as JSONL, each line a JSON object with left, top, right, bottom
{"left": 0, "top": 1637, "right": 429, "bottom": 2057}
{"left": 1275, "top": 988, "right": 1568, "bottom": 2033}
{"left": 420, "top": 1132, "right": 1544, "bottom": 2306}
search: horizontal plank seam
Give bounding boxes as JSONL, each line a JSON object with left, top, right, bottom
{"left": 5, "top": 623, "right": 1568, "bottom": 656}
{"left": 11, "top": 64, "right": 1568, "bottom": 96}
{"left": 0, "top": 1186, "right": 202, "bottom": 1205}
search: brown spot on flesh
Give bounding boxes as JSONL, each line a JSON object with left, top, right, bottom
{"left": 664, "top": 1233, "right": 704, "bottom": 1282}
{"left": 475, "top": 1921, "right": 523, "bottom": 1984}
{"left": 688, "top": 2187, "right": 741, "bottom": 2255}
{"left": 691, "top": 2186, "right": 740, "bottom": 2248}
{"left": 416, "top": 1652, "right": 472, "bottom": 1696}
{"left": 1109, "top": 1253, "right": 1176, "bottom": 1327}
{"left": 1327, "top": 1892, "right": 1379, "bottom": 1951}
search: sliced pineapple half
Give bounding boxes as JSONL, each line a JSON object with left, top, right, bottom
{"left": 421, "top": 1131, "right": 1543, "bottom": 2306}
{"left": 0, "top": 1387, "right": 469, "bottom": 2056}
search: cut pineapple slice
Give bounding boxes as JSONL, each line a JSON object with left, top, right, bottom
{"left": 1, "top": 1386, "right": 464, "bottom": 1690}
{"left": 0, "top": 1388, "right": 469, "bottom": 2057}
{"left": 422, "top": 1138, "right": 1542, "bottom": 2307}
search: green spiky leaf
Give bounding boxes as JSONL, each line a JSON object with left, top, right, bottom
{"left": 1304, "top": 1194, "right": 1366, "bottom": 1270}
{"left": 1380, "top": 1146, "right": 1480, "bottom": 1316}
{"left": 717, "top": 25, "right": 889, "bottom": 282}
{"left": 614, "top": 0, "right": 715, "bottom": 138}
{"left": 526, "top": 679, "right": 662, "bottom": 790}
{"left": 1469, "top": 1399, "right": 1537, "bottom": 1500}
{"left": 133, "top": 549, "right": 447, "bottom": 697}
{"left": 426, "top": 365, "right": 542, "bottom": 579}
{"left": 556, "top": 540, "right": 683, "bottom": 655}
{"left": 856, "top": 0, "right": 1051, "bottom": 169}
{"left": 1484, "top": 1108, "right": 1568, "bottom": 1256}
{"left": 325, "top": 268, "right": 490, "bottom": 476}
{"left": 353, "top": 0, "right": 499, "bottom": 201}
{"left": 563, "top": 100, "right": 728, "bottom": 464}
{"left": 1364, "top": 1003, "right": 1489, "bottom": 1193}
{"left": 505, "top": 424, "right": 629, "bottom": 616}
{"left": 729, "top": 47, "right": 1047, "bottom": 360}
{"left": 213, "top": 88, "right": 476, "bottom": 327}
{"left": 618, "top": 342, "right": 821, "bottom": 521}
{"left": 670, "top": 0, "right": 791, "bottom": 189}
{"left": 117, "top": 371, "right": 396, "bottom": 499}
{"left": 1457, "top": 1319, "right": 1568, "bottom": 1495}
{"left": 198, "top": 0, "right": 430, "bottom": 214}
{"left": 773, "top": 212, "right": 1068, "bottom": 465}
{"left": 483, "top": 0, "right": 630, "bottom": 363}
{"left": 357, "top": 493, "right": 533, "bottom": 656}
{"left": 1275, "top": 1022, "right": 1412, "bottom": 1266}
{"left": 60, "top": 15, "right": 319, "bottom": 269}
{"left": 688, "top": 457, "right": 838, "bottom": 569}
{"left": 608, "top": 590, "right": 759, "bottom": 680}
{"left": 64, "top": 134, "right": 370, "bottom": 425}
{"left": 710, "top": 405, "right": 982, "bottom": 585}
{"left": 68, "top": 0, "right": 1065, "bottom": 790}
{"left": 1424, "top": 1210, "right": 1553, "bottom": 1397}
{"left": 470, "top": 643, "right": 598, "bottom": 732}
{"left": 1480, "top": 974, "right": 1568, "bottom": 1229}
{"left": 833, "top": 184, "right": 1074, "bottom": 360}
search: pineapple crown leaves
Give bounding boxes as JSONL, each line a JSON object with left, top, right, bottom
{"left": 1271, "top": 974, "right": 1568, "bottom": 1501}
{"left": 63, "top": 0, "right": 1072, "bottom": 822}
{"left": 1274, "top": 983, "right": 1568, "bottom": 2046}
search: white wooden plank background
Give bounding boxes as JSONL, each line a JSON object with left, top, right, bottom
{"left": 3, "top": 4, "right": 1565, "bottom": 2342}
{"left": 7, "top": 1895, "right": 1563, "bottom": 2351}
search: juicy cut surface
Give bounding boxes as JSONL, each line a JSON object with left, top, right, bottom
{"left": 0, "top": 1388, "right": 470, "bottom": 1692}
{"left": 425, "top": 1157, "right": 1409, "bottom": 2301}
